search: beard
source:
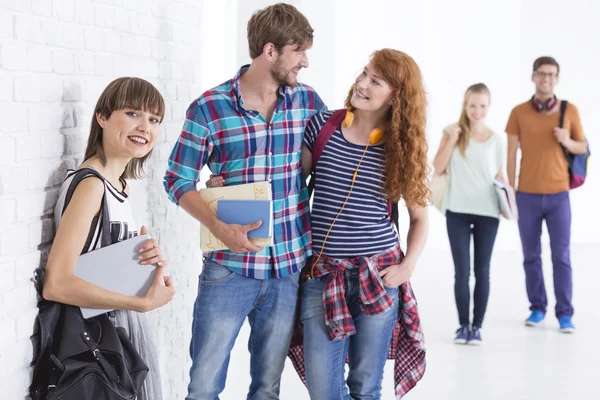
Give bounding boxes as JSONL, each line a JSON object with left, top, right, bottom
{"left": 270, "top": 60, "right": 298, "bottom": 87}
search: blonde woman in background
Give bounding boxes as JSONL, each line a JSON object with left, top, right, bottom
{"left": 41, "top": 77, "right": 175, "bottom": 399}
{"left": 433, "top": 83, "right": 506, "bottom": 345}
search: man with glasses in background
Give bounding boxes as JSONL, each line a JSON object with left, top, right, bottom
{"left": 506, "top": 56, "right": 588, "bottom": 333}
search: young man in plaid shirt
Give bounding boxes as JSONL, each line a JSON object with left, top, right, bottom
{"left": 163, "top": 4, "right": 325, "bottom": 399}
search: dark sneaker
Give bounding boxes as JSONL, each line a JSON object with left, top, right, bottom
{"left": 468, "top": 327, "right": 482, "bottom": 346}
{"left": 454, "top": 325, "right": 469, "bottom": 344}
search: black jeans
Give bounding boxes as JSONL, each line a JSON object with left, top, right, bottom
{"left": 446, "top": 210, "right": 499, "bottom": 328}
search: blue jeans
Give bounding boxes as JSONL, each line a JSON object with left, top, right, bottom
{"left": 186, "top": 259, "right": 300, "bottom": 400}
{"left": 516, "top": 191, "right": 573, "bottom": 318}
{"left": 446, "top": 210, "right": 499, "bottom": 328}
{"left": 300, "top": 271, "right": 399, "bottom": 400}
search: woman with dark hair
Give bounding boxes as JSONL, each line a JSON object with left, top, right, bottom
{"left": 42, "top": 77, "right": 175, "bottom": 400}
{"left": 433, "top": 83, "right": 506, "bottom": 345}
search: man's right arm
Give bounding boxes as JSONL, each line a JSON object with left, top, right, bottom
{"left": 505, "top": 108, "right": 520, "bottom": 189}
{"left": 163, "top": 101, "right": 211, "bottom": 206}
{"left": 164, "top": 102, "right": 262, "bottom": 253}
{"left": 507, "top": 134, "right": 519, "bottom": 189}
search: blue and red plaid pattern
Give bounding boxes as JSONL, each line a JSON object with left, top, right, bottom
{"left": 312, "top": 245, "right": 400, "bottom": 340}
{"left": 164, "top": 65, "right": 326, "bottom": 279}
{"left": 288, "top": 244, "right": 427, "bottom": 399}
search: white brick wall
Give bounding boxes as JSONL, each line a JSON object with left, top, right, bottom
{"left": 0, "top": 1, "right": 204, "bottom": 398}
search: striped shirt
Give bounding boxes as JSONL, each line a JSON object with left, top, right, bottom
{"left": 164, "top": 65, "right": 326, "bottom": 279}
{"left": 304, "top": 111, "right": 398, "bottom": 259}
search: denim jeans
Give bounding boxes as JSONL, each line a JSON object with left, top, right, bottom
{"left": 300, "top": 271, "right": 399, "bottom": 400}
{"left": 516, "top": 191, "right": 573, "bottom": 318}
{"left": 186, "top": 259, "right": 300, "bottom": 400}
{"left": 446, "top": 210, "right": 499, "bottom": 328}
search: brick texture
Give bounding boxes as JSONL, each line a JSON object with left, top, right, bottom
{"left": 0, "top": 1, "right": 204, "bottom": 398}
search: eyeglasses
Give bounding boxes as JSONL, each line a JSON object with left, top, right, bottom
{"left": 533, "top": 71, "right": 558, "bottom": 79}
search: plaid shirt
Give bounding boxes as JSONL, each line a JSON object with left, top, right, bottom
{"left": 288, "top": 244, "right": 426, "bottom": 399}
{"left": 164, "top": 65, "right": 326, "bottom": 279}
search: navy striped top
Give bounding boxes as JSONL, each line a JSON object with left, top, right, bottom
{"left": 305, "top": 111, "right": 398, "bottom": 259}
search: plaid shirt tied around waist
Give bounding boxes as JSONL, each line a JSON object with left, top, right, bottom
{"left": 289, "top": 244, "right": 427, "bottom": 399}
{"left": 311, "top": 244, "right": 401, "bottom": 341}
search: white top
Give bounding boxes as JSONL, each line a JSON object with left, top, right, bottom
{"left": 443, "top": 132, "right": 506, "bottom": 218}
{"left": 55, "top": 168, "right": 138, "bottom": 251}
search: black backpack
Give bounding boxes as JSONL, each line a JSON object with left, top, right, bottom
{"left": 29, "top": 169, "right": 149, "bottom": 400}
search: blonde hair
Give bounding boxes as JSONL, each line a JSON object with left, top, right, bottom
{"left": 457, "top": 83, "right": 490, "bottom": 157}
{"left": 85, "top": 77, "right": 165, "bottom": 180}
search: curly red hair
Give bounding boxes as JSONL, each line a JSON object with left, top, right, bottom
{"left": 344, "top": 49, "right": 429, "bottom": 207}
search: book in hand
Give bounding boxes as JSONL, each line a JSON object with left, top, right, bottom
{"left": 494, "top": 178, "right": 518, "bottom": 220}
{"left": 74, "top": 234, "right": 155, "bottom": 319}
{"left": 217, "top": 200, "right": 273, "bottom": 239}
{"left": 199, "top": 181, "right": 273, "bottom": 251}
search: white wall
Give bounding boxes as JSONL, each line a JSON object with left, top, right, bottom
{"left": 0, "top": 1, "right": 598, "bottom": 399}
{"left": 284, "top": 0, "right": 598, "bottom": 252}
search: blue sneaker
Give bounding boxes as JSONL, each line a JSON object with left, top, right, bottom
{"left": 468, "top": 327, "right": 482, "bottom": 346}
{"left": 525, "top": 310, "right": 545, "bottom": 327}
{"left": 454, "top": 325, "right": 469, "bottom": 344}
{"left": 558, "top": 316, "right": 575, "bottom": 333}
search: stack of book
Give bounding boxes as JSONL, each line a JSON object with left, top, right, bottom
{"left": 199, "top": 181, "right": 274, "bottom": 251}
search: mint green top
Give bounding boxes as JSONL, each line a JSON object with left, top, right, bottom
{"left": 443, "top": 132, "right": 506, "bottom": 218}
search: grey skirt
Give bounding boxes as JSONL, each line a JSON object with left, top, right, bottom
{"left": 113, "top": 310, "right": 162, "bottom": 400}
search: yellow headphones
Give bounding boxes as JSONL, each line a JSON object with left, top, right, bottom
{"left": 343, "top": 108, "right": 384, "bottom": 144}
{"left": 310, "top": 109, "right": 384, "bottom": 276}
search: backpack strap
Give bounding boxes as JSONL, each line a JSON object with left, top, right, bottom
{"left": 558, "top": 101, "right": 573, "bottom": 163}
{"left": 559, "top": 100, "right": 568, "bottom": 128}
{"left": 81, "top": 331, "right": 121, "bottom": 384}
{"left": 63, "top": 168, "right": 112, "bottom": 248}
{"left": 307, "top": 109, "right": 347, "bottom": 197}
{"left": 311, "top": 109, "right": 348, "bottom": 171}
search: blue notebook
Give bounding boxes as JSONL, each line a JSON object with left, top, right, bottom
{"left": 216, "top": 200, "right": 273, "bottom": 239}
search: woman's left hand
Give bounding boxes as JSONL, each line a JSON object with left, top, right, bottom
{"left": 379, "top": 259, "right": 415, "bottom": 288}
{"left": 206, "top": 174, "right": 225, "bottom": 188}
{"left": 137, "top": 225, "right": 169, "bottom": 267}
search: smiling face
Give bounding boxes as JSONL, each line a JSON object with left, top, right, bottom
{"left": 350, "top": 63, "right": 393, "bottom": 113}
{"left": 96, "top": 108, "right": 161, "bottom": 160}
{"left": 464, "top": 92, "right": 490, "bottom": 125}
{"left": 532, "top": 64, "right": 559, "bottom": 97}
{"left": 270, "top": 44, "right": 309, "bottom": 87}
